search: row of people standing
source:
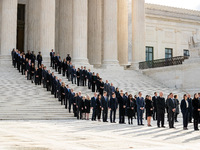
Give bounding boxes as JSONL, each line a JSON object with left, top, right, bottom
{"left": 12, "top": 49, "right": 200, "bottom": 131}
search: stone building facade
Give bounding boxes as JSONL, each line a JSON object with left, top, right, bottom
{"left": 0, "top": 0, "right": 200, "bottom": 68}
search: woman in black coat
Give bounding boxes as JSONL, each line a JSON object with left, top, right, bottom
{"left": 127, "top": 94, "right": 135, "bottom": 124}
{"left": 85, "top": 95, "right": 91, "bottom": 120}
{"left": 145, "top": 96, "right": 154, "bottom": 127}
{"left": 96, "top": 94, "right": 102, "bottom": 121}
{"left": 192, "top": 93, "right": 200, "bottom": 131}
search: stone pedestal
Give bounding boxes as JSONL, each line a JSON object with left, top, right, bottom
{"left": 72, "top": 0, "right": 89, "bottom": 66}
{"left": 102, "top": 0, "right": 119, "bottom": 68}
{"left": 0, "top": 0, "right": 17, "bottom": 56}
{"left": 131, "top": 0, "right": 145, "bottom": 70}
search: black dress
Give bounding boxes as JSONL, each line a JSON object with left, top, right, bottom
{"left": 127, "top": 99, "right": 135, "bottom": 117}
{"left": 85, "top": 99, "right": 91, "bottom": 113}
{"left": 146, "top": 99, "right": 153, "bottom": 117}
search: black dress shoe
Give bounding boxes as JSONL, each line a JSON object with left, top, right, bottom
{"left": 141, "top": 124, "right": 144, "bottom": 126}
{"left": 162, "top": 126, "right": 166, "bottom": 128}
{"left": 194, "top": 129, "right": 199, "bottom": 131}
{"left": 157, "top": 126, "right": 160, "bottom": 128}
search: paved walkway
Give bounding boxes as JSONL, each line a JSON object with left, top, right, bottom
{"left": 0, "top": 59, "right": 199, "bottom": 149}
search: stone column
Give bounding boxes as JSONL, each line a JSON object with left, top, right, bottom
{"left": 58, "top": 0, "right": 73, "bottom": 58}
{"left": 156, "top": 27, "right": 164, "bottom": 59}
{"left": 175, "top": 29, "right": 182, "bottom": 57}
{"left": 0, "top": 0, "right": 17, "bottom": 57}
{"left": 28, "top": 0, "right": 55, "bottom": 58}
{"left": 88, "top": 0, "right": 103, "bottom": 66}
{"left": 131, "top": 0, "right": 145, "bottom": 69}
{"left": 118, "top": 0, "right": 128, "bottom": 65}
{"left": 55, "top": 0, "right": 60, "bottom": 54}
{"left": 40, "top": 0, "right": 55, "bottom": 58}
{"left": 102, "top": 0, "right": 119, "bottom": 66}
{"left": 72, "top": 0, "right": 89, "bottom": 65}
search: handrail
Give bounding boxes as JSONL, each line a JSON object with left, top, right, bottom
{"left": 139, "top": 56, "right": 189, "bottom": 69}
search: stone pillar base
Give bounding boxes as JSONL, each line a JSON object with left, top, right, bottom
{"left": 0, "top": 55, "right": 12, "bottom": 65}
{"left": 129, "top": 62, "right": 139, "bottom": 70}
{"left": 72, "top": 58, "right": 93, "bottom": 69}
{"left": 101, "top": 60, "right": 123, "bottom": 70}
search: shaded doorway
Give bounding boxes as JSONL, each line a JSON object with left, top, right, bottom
{"left": 17, "top": 4, "right": 25, "bottom": 52}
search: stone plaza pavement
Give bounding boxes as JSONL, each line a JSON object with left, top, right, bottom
{"left": 0, "top": 59, "right": 199, "bottom": 149}
{"left": 0, "top": 120, "right": 200, "bottom": 150}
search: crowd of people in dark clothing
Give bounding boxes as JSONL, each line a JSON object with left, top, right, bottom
{"left": 11, "top": 49, "right": 200, "bottom": 131}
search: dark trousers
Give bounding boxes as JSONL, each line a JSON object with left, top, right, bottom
{"left": 175, "top": 113, "right": 179, "bottom": 121}
{"left": 38, "top": 61, "right": 42, "bottom": 68}
{"left": 61, "top": 96, "right": 65, "bottom": 105}
{"left": 194, "top": 118, "right": 199, "bottom": 130}
{"left": 102, "top": 109, "right": 108, "bottom": 122}
{"left": 137, "top": 109, "right": 143, "bottom": 125}
{"left": 153, "top": 110, "right": 157, "bottom": 120}
{"left": 77, "top": 78, "right": 80, "bottom": 86}
{"left": 50, "top": 59, "right": 53, "bottom": 67}
{"left": 69, "top": 101, "right": 72, "bottom": 113}
{"left": 110, "top": 109, "right": 116, "bottom": 123}
{"left": 73, "top": 104, "right": 77, "bottom": 117}
{"left": 65, "top": 98, "right": 68, "bottom": 109}
{"left": 71, "top": 76, "right": 76, "bottom": 84}
{"left": 182, "top": 110, "right": 189, "bottom": 128}
{"left": 157, "top": 112, "right": 165, "bottom": 127}
{"left": 188, "top": 111, "right": 193, "bottom": 122}
{"left": 92, "top": 108, "right": 96, "bottom": 121}
{"left": 119, "top": 108, "right": 125, "bottom": 123}
{"left": 168, "top": 112, "right": 175, "bottom": 128}
{"left": 88, "top": 80, "right": 91, "bottom": 89}
{"left": 128, "top": 116, "right": 133, "bottom": 124}
{"left": 77, "top": 108, "right": 82, "bottom": 119}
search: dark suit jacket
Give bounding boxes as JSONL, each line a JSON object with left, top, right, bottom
{"left": 109, "top": 97, "right": 118, "bottom": 110}
{"left": 180, "top": 99, "right": 189, "bottom": 114}
{"left": 101, "top": 96, "right": 109, "bottom": 110}
{"left": 156, "top": 96, "right": 165, "bottom": 113}
{"left": 166, "top": 98, "right": 176, "bottom": 113}
{"left": 136, "top": 97, "right": 145, "bottom": 112}
{"left": 91, "top": 97, "right": 97, "bottom": 108}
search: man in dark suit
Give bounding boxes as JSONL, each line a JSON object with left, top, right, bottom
{"left": 69, "top": 89, "right": 75, "bottom": 113}
{"left": 65, "top": 85, "right": 71, "bottom": 109}
{"left": 76, "top": 92, "right": 82, "bottom": 119}
{"left": 66, "top": 54, "right": 71, "bottom": 63}
{"left": 101, "top": 92, "right": 109, "bottom": 122}
{"left": 99, "top": 78, "right": 104, "bottom": 96}
{"left": 187, "top": 94, "right": 193, "bottom": 123}
{"left": 152, "top": 92, "right": 158, "bottom": 120}
{"left": 71, "top": 66, "right": 76, "bottom": 84}
{"left": 156, "top": 92, "right": 166, "bottom": 128}
{"left": 91, "top": 93, "right": 97, "bottom": 121}
{"left": 118, "top": 90, "right": 126, "bottom": 124}
{"left": 181, "top": 94, "right": 189, "bottom": 130}
{"left": 50, "top": 49, "right": 54, "bottom": 67}
{"left": 166, "top": 93, "right": 176, "bottom": 128}
{"left": 109, "top": 83, "right": 115, "bottom": 98}
{"left": 37, "top": 52, "right": 43, "bottom": 68}
{"left": 87, "top": 69, "right": 92, "bottom": 89}
{"left": 109, "top": 92, "right": 118, "bottom": 123}
{"left": 83, "top": 66, "right": 87, "bottom": 86}
{"left": 136, "top": 92, "right": 145, "bottom": 125}
{"left": 104, "top": 80, "right": 110, "bottom": 97}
